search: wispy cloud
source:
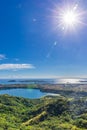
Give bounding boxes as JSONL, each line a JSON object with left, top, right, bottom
{"left": 0, "top": 64, "right": 35, "bottom": 70}
{"left": 0, "top": 54, "right": 7, "bottom": 60}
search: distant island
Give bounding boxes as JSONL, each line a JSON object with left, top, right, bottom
{"left": 8, "top": 80, "right": 16, "bottom": 82}
{"left": 80, "top": 80, "right": 87, "bottom": 82}
{"left": 8, "top": 79, "right": 50, "bottom": 84}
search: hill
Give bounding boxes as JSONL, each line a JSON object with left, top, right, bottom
{"left": 0, "top": 94, "right": 87, "bottom": 129}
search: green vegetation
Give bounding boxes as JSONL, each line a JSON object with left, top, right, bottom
{"left": 0, "top": 94, "right": 87, "bottom": 129}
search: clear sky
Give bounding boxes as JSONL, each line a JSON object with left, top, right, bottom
{"left": 0, "top": 0, "right": 87, "bottom": 79}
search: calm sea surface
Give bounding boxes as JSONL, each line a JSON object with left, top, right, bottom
{"left": 0, "top": 78, "right": 87, "bottom": 84}
{"left": 0, "top": 78, "right": 86, "bottom": 84}
{"left": 0, "top": 79, "right": 55, "bottom": 84}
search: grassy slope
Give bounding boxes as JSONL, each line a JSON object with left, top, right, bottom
{"left": 0, "top": 95, "right": 87, "bottom": 130}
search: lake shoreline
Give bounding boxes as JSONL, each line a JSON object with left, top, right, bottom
{"left": 0, "top": 83, "right": 87, "bottom": 97}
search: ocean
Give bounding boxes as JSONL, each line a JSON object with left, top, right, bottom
{"left": 0, "top": 78, "right": 87, "bottom": 84}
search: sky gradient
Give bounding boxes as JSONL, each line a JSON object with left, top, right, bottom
{"left": 0, "top": 0, "right": 87, "bottom": 78}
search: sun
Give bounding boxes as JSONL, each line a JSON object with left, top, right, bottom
{"left": 53, "top": 3, "right": 85, "bottom": 31}
{"left": 59, "top": 7, "right": 80, "bottom": 30}
{"left": 62, "top": 11, "right": 77, "bottom": 26}
{"left": 59, "top": 5, "right": 81, "bottom": 31}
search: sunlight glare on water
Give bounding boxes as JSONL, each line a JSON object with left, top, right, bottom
{"left": 55, "top": 78, "right": 80, "bottom": 84}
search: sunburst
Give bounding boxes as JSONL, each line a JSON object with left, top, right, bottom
{"left": 52, "top": 2, "right": 86, "bottom": 32}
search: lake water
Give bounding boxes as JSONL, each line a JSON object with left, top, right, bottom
{"left": 0, "top": 88, "right": 48, "bottom": 99}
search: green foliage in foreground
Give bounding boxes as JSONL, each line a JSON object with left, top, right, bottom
{"left": 0, "top": 95, "right": 87, "bottom": 130}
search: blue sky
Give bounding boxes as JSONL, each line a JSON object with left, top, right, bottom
{"left": 0, "top": 0, "right": 87, "bottom": 78}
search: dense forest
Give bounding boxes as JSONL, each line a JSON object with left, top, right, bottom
{"left": 0, "top": 94, "right": 87, "bottom": 130}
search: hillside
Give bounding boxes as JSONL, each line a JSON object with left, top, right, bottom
{"left": 0, "top": 95, "right": 87, "bottom": 129}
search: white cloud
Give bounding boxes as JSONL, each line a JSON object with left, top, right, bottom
{"left": 0, "top": 64, "right": 35, "bottom": 70}
{"left": 0, "top": 54, "right": 6, "bottom": 60}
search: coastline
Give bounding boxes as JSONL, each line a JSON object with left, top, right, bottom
{"left": 0, "top": 83, "right": 87, "bottom": 97}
